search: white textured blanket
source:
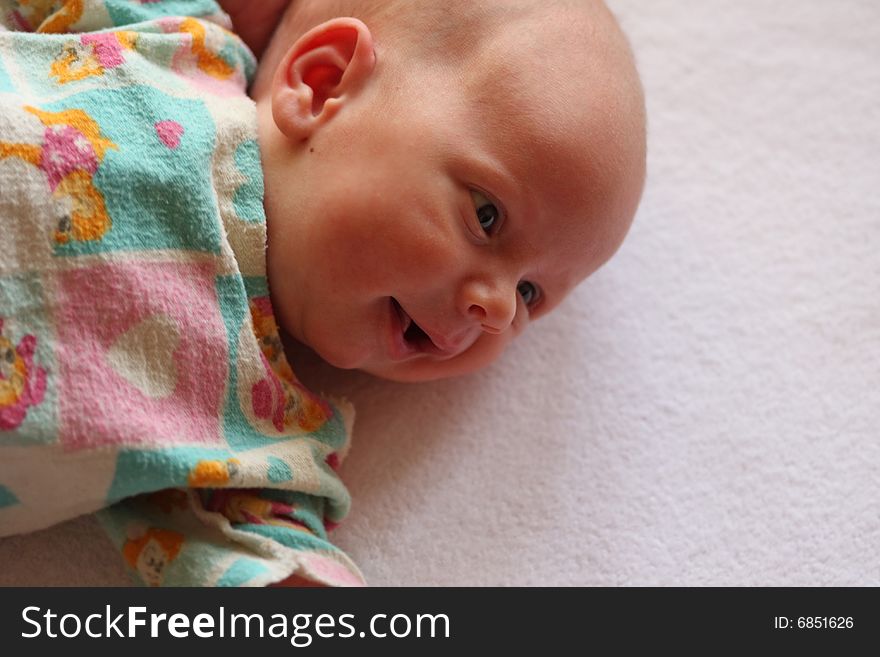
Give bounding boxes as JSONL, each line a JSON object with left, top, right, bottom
{"left": 1, "top": 0, "right": 877, "bottom": 586}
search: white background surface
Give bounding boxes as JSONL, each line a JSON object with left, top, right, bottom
{"left": 1, "top": 0, "right": 878, "bottom": 586}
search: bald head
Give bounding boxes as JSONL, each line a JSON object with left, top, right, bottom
{"left": 255, "top": 0, "right": 645, "bottom": 133}
{"left": 460, "top": 5, "right": 646, "bottom": 266}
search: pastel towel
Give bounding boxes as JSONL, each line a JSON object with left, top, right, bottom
{"left": 0, "top": 0, "right": 362, "bottom": 586}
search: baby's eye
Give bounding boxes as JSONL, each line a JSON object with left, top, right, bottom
{"left": 517, "top": 281, "right": 540, "bottom": 307}
{"left": 470, "top": 190, "right": 501, "bottom": 233}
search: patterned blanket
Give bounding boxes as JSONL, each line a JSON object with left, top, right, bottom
{"left": 0, "top": 0, "right": 363, "bottom": 586}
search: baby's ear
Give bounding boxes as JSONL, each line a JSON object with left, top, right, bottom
{"left": 271, "top": 17, "right": 376, "bottom": 141}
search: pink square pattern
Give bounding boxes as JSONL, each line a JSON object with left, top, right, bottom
{"left": 54, "top": 261, "right": 228, "bottom": 450}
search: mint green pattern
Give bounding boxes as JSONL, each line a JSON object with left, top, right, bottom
{"left": 216, "top": 558, "right": 271, "bottom": 587}
{"left": 48, "top": 85, "right": 223, "bottom": 258}
{"left": 267, "top": 456, "right": 294, "bottom": 483}
{"left": 0, "top": 0, "right": 363, "bottom": 587}
{"left": 0, "top": 55, "right": 12, "bottom": 92}
{"left": 103, "top": 0, "right": 222, "bottom": 26}
{"left": 233, "top": 139, "right": 265, "bottom": 222}
{"left": 0, "top": 485, "right": 19, "bottom": 508}
{"left": 0, "top": 274, "right": 58, "bottom": 446}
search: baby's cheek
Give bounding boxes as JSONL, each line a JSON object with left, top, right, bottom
{"left": 509, "top": 298, "right": 533, "bottom": 336}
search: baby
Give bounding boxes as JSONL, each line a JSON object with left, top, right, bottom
{"left": 0, "top": 0, "right": 644, "bottom": 586}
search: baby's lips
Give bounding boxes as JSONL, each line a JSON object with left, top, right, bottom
{"left": 419, "top": 322, "right": 478, "bottom": 357}
{"left": 394, "top": 297, "right": 475, "bottom": 357}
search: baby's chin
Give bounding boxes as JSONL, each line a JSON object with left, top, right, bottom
{"left": 358, "top": 364, "right": 453, "bottom": 384}
{"left": 357, "top": 346, "right": 508, "bottom": 383}
{"left": 358, "top": 362, "right": 451, "bottom": 383}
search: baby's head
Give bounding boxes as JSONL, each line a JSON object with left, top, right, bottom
{"left": 251, "top": 0, "right": 646, "bottom": 382}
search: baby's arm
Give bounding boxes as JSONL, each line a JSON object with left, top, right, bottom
{"left": 218, "top": 0, "right": 291, "bottom": 58}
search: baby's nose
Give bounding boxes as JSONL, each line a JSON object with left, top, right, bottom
{"left": 459, "top": 278, "right": 517, "bottom": 334}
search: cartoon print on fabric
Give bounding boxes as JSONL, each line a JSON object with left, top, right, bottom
{"left": 0, "top": 318, "right": 47, "bottom": 430}
{"left": 0, "top": 105, "right": 116, "bottom": 244}
{"left": 188, "top": 458, "right": 241, "bottom": 487}
{"left": 122, "top": 525, "right": 185, "bottom": 587}
{"left": 178, "top": 17, "right": 234, "bottom": 80}
{"left": 204, "top": 490, "right": 315, "bottom": 532}
{"left": 158, "top": 15, "right": 250, "bottom": 98}
{"left": 249, "top": 297, "right": 333, "bottom": 433}
{"left": 50, "top": 31, "right": 138, "bottom": 84}
{"left": 6, "top": 0, "right": 85, "bottom": 33}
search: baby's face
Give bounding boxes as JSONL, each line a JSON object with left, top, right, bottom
{"left": 258, "top": 10, "right": 645, "bottom": 382}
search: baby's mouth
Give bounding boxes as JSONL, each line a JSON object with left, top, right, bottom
{"left": 392, "top": 297, "right": 432, "bottom": 349}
